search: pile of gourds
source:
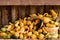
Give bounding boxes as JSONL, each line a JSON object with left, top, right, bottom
{"left": 0, "top": 10, "right": 59, "bottom": 39}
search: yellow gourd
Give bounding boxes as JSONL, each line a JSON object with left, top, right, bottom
{"left": 46, "top": 23, "right": 56, "bottom": 28}
{"left": 42, "top": 27, "right": 47, "bottom": 33}
{"left": 7, "top": 25, "right": 14, "bottom": 31}
{"left": 44, "top": 13, "right": 52, "bottom": 17}
{"left": 0, "top": 32, "right": 7, "bottom": 36}
{"left": 33, "top": 26, "right": 37, "bottom": 30}
{"left": 38, "top": 29, "right": 42, "bottom": 33}
{"left": 38, "top": 34, "right": 44, "bottom": 39}
{"left": 14, "top": 32, "right": 20, "bottom": 38}
{"left": 31, "top": 34, "right": 37, "bottom": 39}
{"left": 38, "top": 14, "right": 43, "bottom": 20}
{"left": 58, "top": 34, "right": 60, "bottom": 38}
{"left": 10, "top": 30, "right": 15, "bottom": 34}
{"left": 43, "top": 17, "right": 51, "bottom": 23}
{"left": 23, "top": 17, "right": 27, "bottom": 25}
{"left": 24, "top": 34, "right": 27, "bottom": 39}
{"left": 33, "top": 31, "right": 39, "bottom": 35}
{"left": 19, "top": 33, "right": 23, "bottom": 39}
{"left": 50, "top": 10, "right": 58, "bottom": 19}
{"left": 15, "top": 20, "right": 19, "bottom": 27}
{"left": 20, "top": 22, "right": 24, "bottom": 27}
{"left": 30, "top": 13, "right": 37, "bottom": 17}
{"left": 27, "top": 32, "right": 32, "bottom": 36}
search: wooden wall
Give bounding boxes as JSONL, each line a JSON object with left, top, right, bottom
{"left": 0, "top": 6, "right": 60, "bottom": 27}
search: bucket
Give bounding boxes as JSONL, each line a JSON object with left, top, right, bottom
{"left": 44, "top": 27, "right": 59, "bottom": 38}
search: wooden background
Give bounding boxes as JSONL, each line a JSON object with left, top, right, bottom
{"left": 0, "top": 6, "right": 60, "bottom": 27}
{"left": 0, "top": 0, "right": 60, "bottom": 5}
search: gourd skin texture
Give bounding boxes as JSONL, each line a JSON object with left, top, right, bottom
{"left": 0, "top": 10, "right": 59, "bottom": 39}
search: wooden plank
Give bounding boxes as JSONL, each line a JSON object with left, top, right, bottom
{"left": 39, "top": 6, "right": 44, "bottom": 14}
{"left": 0, "top": 0, "right": 43, "bottom": 5}
{"left": 11, "top": 6, "right": 18, "bottom": 22}
{"left": 44, "top": 0, "right": 60, "bottom": 5}
{"left": 30, "top": 6, "right": 44, "bottom": 15}
{"left": 0, "top": 7, "right": 2, "bottom": 26}
{"left": 2, "top": 7, "right": 9, "bottom": 25}
{"left": 36, "top": 6, "right": 44, "bottom": 14}
{"left": 18, "top": 6, "right": 26, "bottom": 18}
{"left": 18, "top": 7, "right": 21, "bottom": 18}
{"left": 25, "top": 6, "right": 30, "bottom": 17}
{"left": 8, "top": 7, "right": 12, "bottom": 22}
{"left": 44, "top": 6, "right": 52, "bottom": 13}
{"left": 0, "top": 0, "right": 60, "bottom": 5}
{"left": 58, "top": 7, "right": 60, "bottom": 21}
{"left": 30, "top": 6, "right": 36, "bottom": 14}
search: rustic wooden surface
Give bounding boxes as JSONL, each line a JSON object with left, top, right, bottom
{"left": 1, "top": 7, "right": 9, "bottom": 25}
{"left": 30, "top": 6, "right": 36, "bottom": 14}
{"left": 18, "top": 6, "right": 26, "bottom": 18}
{"left": 11, "top": 6, "right": 19, "bottom": 22}
{"left": 0, "top": 0, "right": 60, "bottom": 5}
{"left": 0, "top": 7, "right": 2, "bottom": 27}
{"left": 0, "top": 6, "right": 60, "bottom": 26}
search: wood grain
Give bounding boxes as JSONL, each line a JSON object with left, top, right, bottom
{"left": 2, "top": 7, "right": 9, "bottom": 25}
{"left": 0, "top": 7, "right": 2, "bottom": 27}
{"left": 44, "top": 6, "right": 52, "bottom": 13}
{"left": 30, "top": 6, "right": 36, "bottom": 14}
{"left": 0, "top": 0, "right": 60, "bottom": 5}
{"left": 0, "top": 6, "right": 60, "bottom": 25}
{"left": 44, "top": 0, "right": 60, "bottom": 5}
{"left": 25, "top": 6, "right": 30, "bottom": 17}
{"left": 36, "top": 6, "right": 44, "bottom": 14}
{"left": 11, "top": 6, "right": 18, "bottom": 22}
{"left": 18, "top": 6, "right": 26, "bottom": 18}
{"left": 58, "top": 7, "right": 60, "bottom": 21}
